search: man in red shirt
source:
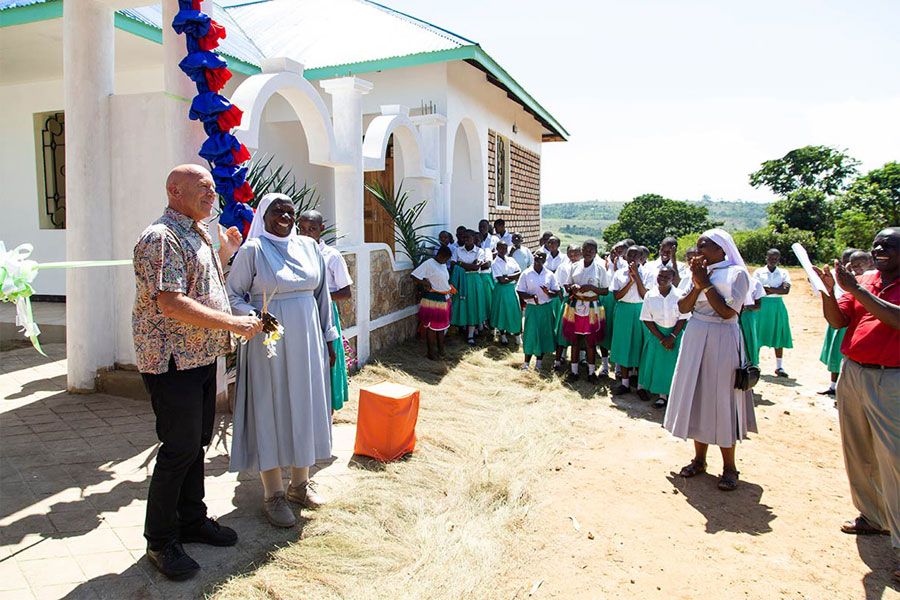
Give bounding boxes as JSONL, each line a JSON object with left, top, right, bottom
{"left": 815, "top": 227, "right": 900, "bottom": 584}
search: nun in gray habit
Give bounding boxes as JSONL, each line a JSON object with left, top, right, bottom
{"left": 663, "top": 228, "right": 757, "bottom": 492}
{"left": 225, "top": 193, "right": 337, "bottom": 527}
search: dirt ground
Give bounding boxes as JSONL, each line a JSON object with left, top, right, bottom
{"left": 505, "top": 268, "right": 899, "bottom": 600}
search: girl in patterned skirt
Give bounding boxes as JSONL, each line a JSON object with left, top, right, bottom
{"left": 411, "top": 246, "right": 455, "bottom": 360}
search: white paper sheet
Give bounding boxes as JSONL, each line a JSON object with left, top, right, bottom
{"left": 791, "top": 243, "right": 829, "bottom": 296}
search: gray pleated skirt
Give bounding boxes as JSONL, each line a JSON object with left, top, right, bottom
{"left": 663, "top": 312, "right": 757, "bottom": 447}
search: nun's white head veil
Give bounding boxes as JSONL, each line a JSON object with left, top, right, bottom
{"left": 246, "top": 193, "right": 296, "bottom": 243}
{"left": 701, "top": 228, "right": 748, "bottom": 274}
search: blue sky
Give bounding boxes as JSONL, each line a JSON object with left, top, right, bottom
{"left": 386, "top": 0, "right": 900, "bottom": 204}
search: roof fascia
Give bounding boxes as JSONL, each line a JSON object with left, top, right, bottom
{"left": 0, "top": 0, "right": 61, "bottom": 27}
{"left": 0, "top": 3, "right": 260, "bottom": 76}
{"left": 303, "top": 45, "right": 568, "bottom": 141}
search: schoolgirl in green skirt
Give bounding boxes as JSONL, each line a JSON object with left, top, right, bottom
{"left": 637, "top": 266, "right": 688, "bottom": 405}
{"left": 516, "top": 250, "right": 561, "bottom": 370}
{"left": 451, "top": 231, "right": 489, "bottom": 344}
{"left": 739, "top": 277, "right": 764, "bottom": 366}
{"left": 489, "top": 242, "right": 522, "bottom": 341}
{"left": 753, "top": 250, "right": 793, "bottom": 377}
{"left": 610, "top": 247, "right": 650, "bottom": 394}
{"left": 330, "top": 302, "right": 348, "bottom": 410}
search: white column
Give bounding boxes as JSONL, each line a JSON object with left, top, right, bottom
{"left": 321, "top": 77, "right": 372, "bottom": 247}
{"left": 412, "top": 113, "right": 448, "bottom": 237}
{"left": 321, "top": 77, "right": 372, "bottom": 363}
{"left": 162, "top": 0, "right": 211, "bottom": 166}
{"left": 64, "top": 0, "right": 115, "bottom": 390}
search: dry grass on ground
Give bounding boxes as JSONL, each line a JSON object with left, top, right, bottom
{"left": 212, "top": 340, "right": 581, "bottom": 600}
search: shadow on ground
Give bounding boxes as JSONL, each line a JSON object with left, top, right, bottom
{"left": 666, "top": 473, "right": 776, "bottom": 535}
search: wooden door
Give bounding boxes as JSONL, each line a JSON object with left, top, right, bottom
{"left": 364, "top": 154, "right": 395, "bottom": 250}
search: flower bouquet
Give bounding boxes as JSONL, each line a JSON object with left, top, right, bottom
{"left": 259, "top": 289, "right": 284, "bottom": 358}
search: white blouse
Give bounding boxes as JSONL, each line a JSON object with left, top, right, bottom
{"left": 753, "top": 266, "right": 791, "bottom": 295}
{"left": 411, "top": 258, "right": 452, "bottom": 294}
{"left": 320, "top": 241, "right": 353, "bottom": 294}
{"left": 555, "top": 260, "right": 573, "bottom": 288}
{"left": 611, "top": 265, "right": 652, "bottom": 303}
{"left": 744, "top": 278, "right": 765, "bottom": 306}
{"left": 491, "top": 256, "right": 521, "bottom": 281}
{"left": 516, "top": 266, "right": 560, "bottom": 305}
{"left": 544, "top": 251, "right": 565, "bottom": 272}
{"left": 689, "top": 263, "right": 750, "bottom": 321}
{"left": 511, "top": 246, "right": 533, "bottom": 271}
{"left": 640, "top": 287, "right": 689, "bottom": 328}
{"left": 570, "top": 259, "right": 611, "bottom": 301}
{"left": 646, "top": 258, "right": 690, "bottom": 288}
{"left": 455, "top": 246, "right": 484, "bottom": 266}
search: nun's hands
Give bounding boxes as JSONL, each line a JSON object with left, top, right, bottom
{"left": 689, "top": 256, "right": 710, "bottom": 287}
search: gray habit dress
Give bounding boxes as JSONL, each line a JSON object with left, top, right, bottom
{"left": 226, "top": 235, "right": 338, "bottom": 472}
{"left": 663, "top": 263, "right": 758, "bottom": 447}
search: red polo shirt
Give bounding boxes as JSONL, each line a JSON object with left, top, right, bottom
{"left": 838, "top": 271, "right": 900, "bottom": 367}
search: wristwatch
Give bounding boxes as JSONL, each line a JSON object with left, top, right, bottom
{"left": 702, "top": 285, "right": 715, "bottom": 294}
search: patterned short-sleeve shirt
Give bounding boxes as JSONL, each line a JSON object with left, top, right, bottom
{"left": 132, "top": 207, "right": 233, "bottom": 374}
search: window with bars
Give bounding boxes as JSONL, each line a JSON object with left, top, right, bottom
{"left": 34, "top": 111, "right": 66, "bottom": 230}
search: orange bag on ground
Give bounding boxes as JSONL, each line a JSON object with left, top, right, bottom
{"left": 354, "top": 381, "right": 420, "bottom": 462}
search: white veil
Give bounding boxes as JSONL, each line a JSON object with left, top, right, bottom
{"left": 702, "top": 228, "right": 748, "bottom": 274}
{"left": 245, "top": 193, "right": 296, "bottom": 243}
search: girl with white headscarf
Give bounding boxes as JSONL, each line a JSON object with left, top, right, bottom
{"left": 663, "top": 229, "right": 757, "bottom": 492}
{"left": 225, "top": 193, "right": 337, "bottom": 528}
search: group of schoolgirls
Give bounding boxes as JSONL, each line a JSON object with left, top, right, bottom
{"left": 410, "top": 218, "right": 532, "bottom": 359}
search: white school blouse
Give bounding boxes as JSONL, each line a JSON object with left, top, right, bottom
{"left": 646, "top": 258, "right": 690, "bottom": 288}
{"left": 455, "top": 246, "right": 484, "bottom": 266}
{"left": 570, "top": 260, "right": 610, "bottom": 302}
{"left": 744, "top": 278, "right": 765, "bottom": 306}
{"left": 544, "top": 251, "right": 565, "bottom": 272}
{"left": 612, "top": 265, "right": 651, "bottom": 303}
{"left": 479, "top": 235, "right": 498, "bottom": 271}
{"left": 640, "top": 287, "right": 688, "bottom": 328}
{"left": 411, "top": 258, "right": 452, "bottom": 294}
{"left": 491, "top": 256, "right": 521, "bottom": 281}
{"left": 496, "top": 232, "right": 513, "bottom": 247}
{"left": 433, "top": 244, "right": 458, "bottom": 262}
{"left": 320, "top": 241, "right": 353, "bottom": 293}
{"left": 555, "top": 260, "right": 574, "bottom": 288}
{"left": 753, "top": 266, "right": 791, "bottom": 296}
{"left": 688, "top": 262, "right": 750, "bottom": 319}
{"left": 511, "top": 246, "right": 533, "bottom": 271}
{"left": 516, "top": 266, "right": 560, "bottom": 305}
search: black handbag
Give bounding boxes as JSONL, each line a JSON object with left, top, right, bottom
{"left": 734, "top": 325, "right": 760, "bottom": 391}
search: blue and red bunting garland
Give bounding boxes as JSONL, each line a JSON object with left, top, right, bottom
{"left": 172, "top": 0, "right": 254, "bottom": 236}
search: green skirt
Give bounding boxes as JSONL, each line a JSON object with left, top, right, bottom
{"left": 599, "top": 293, "right": 616, "bottom": 350}
{"left": 609, "top": 301, "right": 644, "bottom": 368}
{"left": 451, "top": 271, "right": 489, "bottom": 327}
{"left": 479, "top": 272, "right": 495, "bottom": 321}
{"left": 819, "top": 325, "right": 846, "bottom": 374}
{"left": 758, "top": 296, "right": 793, "bottom": 349}
{"left": 330, "top": 301, "right": 348, "bottom": 411}
{"left": 553, "top": 294, "right": 570, "bottom": 347}
{"left": 739, "top": 310, "right": 760, "bottom": 366}
{"left": 490, "top": 282, "right": 522, "bottom": 334}
{"left": 523, "top": 301, "right": 557, "bottom": 357}
{"left": 637, "top": 325, "right": 683, "bottom": 395}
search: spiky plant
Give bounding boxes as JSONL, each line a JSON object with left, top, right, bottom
{"left": 365, "top": 180, "right": 438, "bottom": 267}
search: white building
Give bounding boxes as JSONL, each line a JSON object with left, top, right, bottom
{"left": 0, "top": 0, "right": 567, "bottom": 390}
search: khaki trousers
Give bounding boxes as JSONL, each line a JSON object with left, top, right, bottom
{"left": 836, "top": 359, "right": 900, "bottom": 550}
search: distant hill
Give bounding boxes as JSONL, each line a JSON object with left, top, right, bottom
{"left": 543, "top": 200, "right": 770, "bottom": 231}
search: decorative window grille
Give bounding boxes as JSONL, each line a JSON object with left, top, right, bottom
{"left": 496, "top": 133, "right": 511, "bottom": 208}
{"left": 38, "top": 112, "right": 66, "bottom": 229}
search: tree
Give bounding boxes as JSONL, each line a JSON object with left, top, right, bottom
{"left": 834, "top": 210, "right": 880, "bottom": 252}
{"left": 601, "top": 222, "right": 624, "bottom": 246}
{"left": 749, "top": 145, "right": 861, "bottom": 197}
{"left": 607, "top": 193, "right": 715, "bottom": 248}
{"left": 766, "top": 188, "right": 833, "bottom": 233}
{"left": 837, "top": 162, "right": 900, "bottom": 228}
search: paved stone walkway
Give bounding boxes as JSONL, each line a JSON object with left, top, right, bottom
{"left": 0, "top": 344, "right": 358, "bottom": 599}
